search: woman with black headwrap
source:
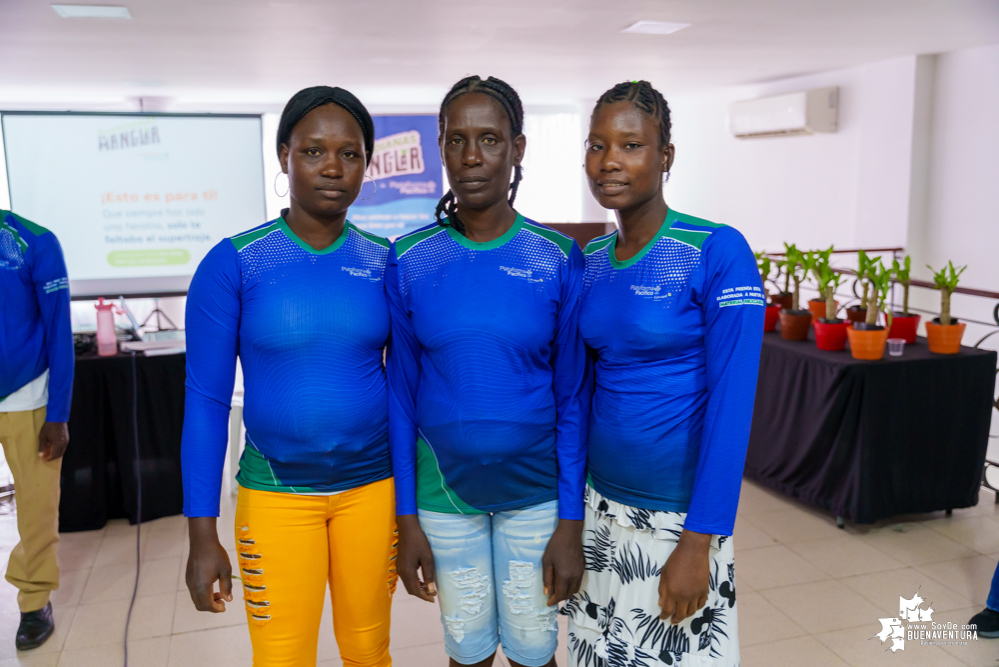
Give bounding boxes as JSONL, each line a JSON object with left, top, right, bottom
{"left": 182, "top": 86, "right": 397, "bottom": 666}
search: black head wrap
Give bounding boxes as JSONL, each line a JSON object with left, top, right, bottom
{"left": 276, "top": 86, "right": 375, "bottom": 165}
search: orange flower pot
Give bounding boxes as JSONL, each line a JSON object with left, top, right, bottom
{"left": 808, "top": 299, "right": 839, "bottom": 323}
{"left": 847, "top": 327, "right": 888, "bottom": 360}
{"left": 780, "top": 310, "right": 812, "bottom": 341}
{"left": 925, "top": 321, "right": 966, "bottom": 354}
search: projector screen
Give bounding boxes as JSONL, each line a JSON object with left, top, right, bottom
{"left": 1, "top": 112, "right": 266, "bottom": 297}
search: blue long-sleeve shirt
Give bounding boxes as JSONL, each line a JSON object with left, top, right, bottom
{"left": 182, "top": 216, "right": 393, "bottom": 517}
{"left": 579, "top": 209, "right": 764, "bottom": 536}
{"left": 0, "top": 211, "right": 74, "bottom": 421}
{"left": 386, "top": 215, "right": 588, "bottom": 520}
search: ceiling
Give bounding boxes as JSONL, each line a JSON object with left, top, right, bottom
{"left": 2, "top": 0, "right": 998, "bottom": 111}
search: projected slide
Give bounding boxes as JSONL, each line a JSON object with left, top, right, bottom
{"left": 2, "top": 113, "right": 265, "bottom": 296}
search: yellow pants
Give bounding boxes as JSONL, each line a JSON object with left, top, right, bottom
{"left": 0, "top": 407, "right": 62, "bottom": 612}
{"left": 235, "top": 478, "right": 398, "bottom": 667}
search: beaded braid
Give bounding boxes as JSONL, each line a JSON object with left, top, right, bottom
{"left": 435, "top": 76, "right": 525, "bottom": 235}
{"left": 593, "top": 80, "right": 672, "bottom": 149}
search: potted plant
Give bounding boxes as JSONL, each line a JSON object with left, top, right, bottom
{"left": 846, "top": 249, "right": 871, "bottom": 324}
{"left": 807, "top": 246, "right": 839, "bottom": 324}
{"left": 847, "top": 259, "right": 891, "bottom": 360}
{"left": 925, "top": 261, "right": 967, "bottom": 354}
{"left": 770, "top": 242, "right": 796, "bottom": 310}
{"left": 887, "top": 256, "right": 920, "bottom": 344}
{"left": 756, "top": 251, "right": 781, "bottom": 332}
{"left": 778, "top": 246, "right": 813, "bottom": 341}
{"left": 812, "top": 255, "right": 848, "bottom": 351}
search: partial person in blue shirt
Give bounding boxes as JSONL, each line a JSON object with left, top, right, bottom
{"left": 0, "top": 211, "right": 73, "bottom": 650}
{"left": 388, "top": 76, "right": 587, "bottom": 667}
{"left": 563, "top": 82, "right": 764, "bottom": 667}
{"left": 968, "top": 562, "right": 999, "bottom": 638}
{"left": 181, "top": 87, "right": 397, "bottom": 666}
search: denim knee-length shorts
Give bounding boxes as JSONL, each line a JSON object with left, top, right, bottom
{"left": 418, "top": 499, "right": 560, "bottom": 666}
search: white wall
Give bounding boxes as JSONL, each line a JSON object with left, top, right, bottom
{"left": 918, "top": 43, "right": 999, "bottom": 314}
{"left": 516, "top": 112, "right": 584, "bottom": 223}
{"left": 665, "top": 56, "right": 926, "bottom": 254}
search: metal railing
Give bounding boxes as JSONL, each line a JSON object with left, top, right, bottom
{"left": 762, "top": 246, "right": 999, "bottom": 497}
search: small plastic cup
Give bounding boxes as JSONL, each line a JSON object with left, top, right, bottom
{"left": 888, "top": 338, "right": 905, "bottom": 357}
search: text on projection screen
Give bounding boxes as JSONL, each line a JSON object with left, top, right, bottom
{"left": 2, "top": 114, "right": 265, "bottom": 295}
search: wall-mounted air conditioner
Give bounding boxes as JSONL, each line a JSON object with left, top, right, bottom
{"left": 729, "top": 87, "right": 838, "bottom": 138}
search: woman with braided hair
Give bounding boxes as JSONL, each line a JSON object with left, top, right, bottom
{"left": 386, "top": 75, "right": 588, "bottom": 667}
{"left": 562, "top": 81, "right": 763, "bottom": 666}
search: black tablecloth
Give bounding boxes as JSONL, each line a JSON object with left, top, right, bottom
{"left": 746, "top": 333, "right": 996, "bottom": 524}
{"left": 60, "top": 352, "right": 186, "bottom": 532}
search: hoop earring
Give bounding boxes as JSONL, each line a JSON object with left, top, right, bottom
{"left": 359, "top": 174, "right": 378, "bottom": 201}
{"left": 273, "top": 171, "right": 289, "bottom": 198}
{"left": 663, "top": 171, "right": 671, "bottom": 184}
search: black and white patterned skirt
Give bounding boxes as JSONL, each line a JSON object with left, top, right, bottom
{"left": 562, "top": 486, "right": 739, "bottom": 666}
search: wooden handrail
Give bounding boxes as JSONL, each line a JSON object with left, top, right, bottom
{"left": 764, "top": 247, "right": 904, "bottom": 256}
{"left": 906, "top": 279, "right": 999, "bottom": 300}
{"left": 832, "top": 267, "right": 999, "bottom": 300}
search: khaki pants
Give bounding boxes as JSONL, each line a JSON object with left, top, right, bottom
{"left": 0, "top": 407, "right": 61, "bottom": 612}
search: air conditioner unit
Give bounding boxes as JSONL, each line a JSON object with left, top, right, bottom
{"left": 729, "top": 87, "right": 838, "bottom": 138}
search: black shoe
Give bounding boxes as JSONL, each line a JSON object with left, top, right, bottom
{"left": 15, "top": 602, "right": 54, "bottom": 651}
{"left": 969, "top": 607, "right": 999, "bottom": 638}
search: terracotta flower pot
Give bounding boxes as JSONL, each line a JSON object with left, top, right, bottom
{"left": 763, "top": 304, "right": 781, "bottom": 332}
{"left": 808, "top": 299, "right": 839, "bottom": 323}
{"left": 814, "top": 319, "right": 849, "bottom": 351}
{"left": 887, "top": 314, "right": 921, "bottom": 345}
{"left": 771, "top": 293, "right": 793, "bottom": 310}
{"left": 847, "top": 326, "right": 888, "bottom": 360}
{"left": 925, "top": 320, "right": 966, "bottom": 354}
{"left": 780, "top": 310, "right": 812, "bottom": 341}
{"left": 846, "top": 306, "right": 868, "bottom": 325}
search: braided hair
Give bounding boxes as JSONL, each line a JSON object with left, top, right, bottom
{"left": 435, "top": 76, "right": 524, "bottom": 235}
{"left": 593, "top": 80, "right": 672, "bottom": 149}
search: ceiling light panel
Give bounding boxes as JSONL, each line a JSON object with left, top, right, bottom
{"left": 51, "top": 4, "right": 132, "bottom": 19}
{"left": 621, "top": 20, "right": 690, "bottom": 35}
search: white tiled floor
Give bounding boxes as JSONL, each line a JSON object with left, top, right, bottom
{"left": 0, "top": 479, "right": 996, "bottom": 666}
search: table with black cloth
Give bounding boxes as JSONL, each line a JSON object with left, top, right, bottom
{"left": 60, "top": 352, "right": 186, "bottom": 532}
{"left": 746, "top": 332, "right": 997, "bottom": 525}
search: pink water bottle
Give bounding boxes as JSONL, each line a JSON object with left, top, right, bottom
{"left": 95, "top": 298, "right": 120, "bottom": 357}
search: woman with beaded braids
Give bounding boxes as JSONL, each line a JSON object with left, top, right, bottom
{"left": 183, "top": 86, "right": 397, "bottom": 666}
{"left": 562, "top": 81, "right": 764, "bottom": 667}
{"left": 386, "top": 75, "right": 588, "bottom": 667}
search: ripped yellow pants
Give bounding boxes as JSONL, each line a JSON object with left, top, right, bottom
{"left": 234, "top": 478, "right": 397, "bottom": 667}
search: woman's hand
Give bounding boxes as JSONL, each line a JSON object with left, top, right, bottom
{"left": 397, "top": 514, "right": 437, "bottom": 603}
{"left": 659, "top": 529, "right": 711, "bottom": 624}
{"left": 185, "top": 517, "right": 233, "bottom": 613}
{"left": 542, "top": 518, "right": 584, "bottom": 606}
